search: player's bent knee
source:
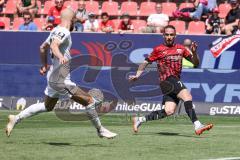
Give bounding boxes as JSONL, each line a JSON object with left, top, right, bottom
{"left": 179, "top": 90, "right": 192, "bottom": 101}
{"left": 185, "top": 94, "right": 192, "bottom": 101}
{"left": 45, "top": 104, "right": 55, "bottom": 111}
{"left": 44, "top": 96, "right": 58, "bottom": 111}
{"left": 70, "top": 87, "right": 93, "bottom": 106}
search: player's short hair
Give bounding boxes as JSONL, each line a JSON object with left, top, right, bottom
{"left": 163, "top": 25, "right": 176, "bottom": 33}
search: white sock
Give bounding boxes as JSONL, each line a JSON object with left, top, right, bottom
{"left": 194, "top": 120, "right": 202, "bottom": 130}
{"left": 139, "top": 116, "right": 146, "bottom": 123}
{"left": 86, "top": 98, "right": 102, "bottom": 130}
{"left": 16, "top": 102, "right": 47, "bottom": 123}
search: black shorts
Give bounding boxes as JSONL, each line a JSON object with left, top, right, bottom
{"left": 160, "top": 76, "right": 186, "bottom": 105}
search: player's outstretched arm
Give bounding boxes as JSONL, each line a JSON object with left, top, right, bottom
{"left": 129, "top": 60, "right": 149, "bottom": 81}
{"left": 50, "top": 39, "right": 67, "bottom": 64}
{"left": 39, "top": 42, "right": 50, "bottom": 75}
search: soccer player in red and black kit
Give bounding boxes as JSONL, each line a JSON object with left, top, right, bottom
{"left": 129, "top": 25, "right": 213, "bottom": 135}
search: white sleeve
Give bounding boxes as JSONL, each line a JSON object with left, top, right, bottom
{"left": 51, "top": 28, "right": 70, "bottom": 44}
{"left": 44, "top": 34, "right": 51, "bottom": 45}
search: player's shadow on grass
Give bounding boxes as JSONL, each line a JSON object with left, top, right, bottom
{"left": 136, "top": 132, "right": 205, "bottom": 138}
{"left": 43, "top": 142, "right": 106, "bottom": 147}
{"left": 157, "top": 132, "right": 206, "bottom": 138}
{"left": 44, "top": 142, "right": 72, "bottom": 146}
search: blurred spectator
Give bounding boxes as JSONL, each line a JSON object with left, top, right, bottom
{"left": 99, "top": 12, "right": 115, "bottom": 33}
{"left": 206, "top": 7, "right": 222, "bottom": 35}
{"left": 182, "top": 39, "right": 195, "bottom": 68}
{"left": 75, "top": 0, "right": 89, "bottom": 32}
{"left": 173, "top": 0, "right": 217, "bottom": 20}
{"left": 221, "top": 0, "right": 240, "bottom": 35}
{"left": 19, "top": 12, "right": 38, "bottom": 31}
{"left": 118, "top": 13, "right": 134, "bottom": 34}
{"left": 143, "top": 3, "right": 169, "bottom": 33}
{"left": 42, "top": 16, "right": 55, "bottom": 31}
{"left": 236, "top": 20, "right": 240, "bottom": 34}
{"left": 0, "top": 21, "right": 5, "bottom": 30}
{"left": 0, "top": 0, "right": 4, "bottom": 13}
{"left": 47, "top": 0, "right": 66, "bottom": 26}
{"left": 84, "top": 13, "right": 99, "bottom": 32}
{"left": 16, "top": 0, "right": 38, "bottom": 17}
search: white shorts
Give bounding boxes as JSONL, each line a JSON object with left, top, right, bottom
{"left": 44, "top": 66, "right": 76, "bottom": 99}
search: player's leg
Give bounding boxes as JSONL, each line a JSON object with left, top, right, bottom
{"left": 177, "top": 88, "right": 213, "bottom": 135}
{"left": 68, "top": 86, "right": 117, "bottom": 139}
{"left": 132, "top": 96, "right": 177, "bottom": 133}
{"left": 5, "top": 96, "right": 58, "bottom": 137}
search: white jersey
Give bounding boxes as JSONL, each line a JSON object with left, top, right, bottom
{"left": 45, "top": 26, "right": 72, "bottom": 70}
{"left": 44, "top": 26, "right": 76, "bottom": 98}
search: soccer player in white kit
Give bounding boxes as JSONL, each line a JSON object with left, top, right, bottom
{"left": 6, "top": 8, "right": 117, "bottom": 139}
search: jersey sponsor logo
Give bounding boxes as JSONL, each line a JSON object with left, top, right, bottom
{"left": 165, "top": 55, "right": 182, "bottom": 61}
{"left": 56, "top": 32, "right": 65, "bottom": 40}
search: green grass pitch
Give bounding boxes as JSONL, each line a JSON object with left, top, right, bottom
{"left": 0, "top": 111, "right": 240, "bottom": 160}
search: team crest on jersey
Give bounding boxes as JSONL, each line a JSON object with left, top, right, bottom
{"left": 176, "top": 49, "right": 183, "bottom": 54}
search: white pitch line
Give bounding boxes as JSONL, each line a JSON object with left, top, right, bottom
{"left": 206, "top": 157, "right": 240, "bottom": 160}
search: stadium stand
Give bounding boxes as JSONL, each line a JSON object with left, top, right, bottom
{"left": 0, "top": 0, "right": 236, "bottom": 34}
{"left": 169, "top": 20, "right": 186, "bottom": 34}
{"left": 139, "top": 1, "right": 156, "bottom": 16}
{"left": 85, "top": 1, "right": 99, "bottom": 15}
{"left": 178, "top": 2, "right": 194, "bottom": 11}
{"left": 162, "top": 2, "right": 177, "bottom": 17}
{"left": 132, "top": 19, "right": 147, "bottom": 33}
{"left": 33, "top": 18, "right": 44, "bottom": 30}
{"left": 12, "top": 17, "right": 24, "bottom": 30}
{"left": 120, "top": 1, "right": 138, "bottom": 16}
{"left": 64, "top": 1, "right": 78, "bottom": 11}
{"left": 112, "top": 18, "right": 121, "bottom": 30}
{"left": 42, "top": 1, "right": 55, "bottom": 15}
{"left": 101, "top": 1, "right": 119, "bottom": 16}
{"left": 36, "top": 0, "right": 42, "bottom": 15}
{"left": 218, "top": 2, "right": 232, "bottom": 18}
{"left": 4, "top": 0, "right": 16, "bottom": 15}
{"left": 187, "top": 21, "right": 206, "bottom": 34}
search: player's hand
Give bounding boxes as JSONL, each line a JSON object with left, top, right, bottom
{"left": 59, "top": 57, "right": 68, "bottom": 64}
{"left": 191, "top": 41, "right": 198, "bottom": 53}
{"left": 39, "top": 65, "right": 49, "bottom": 76}
{"left": 129, "top": 75, "right": 139, "bottom": 82}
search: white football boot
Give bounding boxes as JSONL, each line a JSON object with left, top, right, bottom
{"left": 97, "top": 126, "right": 117, "bottom": 139}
